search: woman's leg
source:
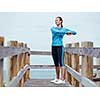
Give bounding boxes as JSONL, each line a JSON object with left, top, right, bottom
{"left": 55, "top": 66, "right": 60, "bottom": 79}
{"left": 61, "top": 67, "right": 66, "bottom": 80}
{"left": 59, "top": 46, "right": 66, "bottom": 80}
{"left": 52, "top": 46, "right": 60, "bottom": 80}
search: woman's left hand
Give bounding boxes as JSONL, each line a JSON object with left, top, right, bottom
{"left": 67, "top": 32, "right": 72, "bottom": 36}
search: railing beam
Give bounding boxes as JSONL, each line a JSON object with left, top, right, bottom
{"left": 0, "top": 36, "right": 4, "bottom": 87}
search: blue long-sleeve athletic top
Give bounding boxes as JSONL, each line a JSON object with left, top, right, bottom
{"left": 50, "top": 26, "right": 77, "bottom": 46}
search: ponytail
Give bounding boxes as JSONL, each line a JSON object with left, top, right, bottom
{"left": 61, "top": 23, "right": 63, "bottom": 28}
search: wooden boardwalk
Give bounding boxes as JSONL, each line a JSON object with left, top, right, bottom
{"left": 24, "top": 79, "right": 71, "bottom": 87}
{"left": 0, "top": 36, "right": 99, "bottom": 87}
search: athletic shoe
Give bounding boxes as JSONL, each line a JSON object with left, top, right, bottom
{"left": 51, "top": 79, "right": 59, "bottom": 83}
{"left": 54, "top": 80, "right": 66, "bottom": 84}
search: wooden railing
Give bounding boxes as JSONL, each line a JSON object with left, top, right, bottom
{"left": 30, "top": 41, "right": 100, "bottom": 87}
{"left": 1, "top": 35, "right": 100, "bottom": 87}
{"left": 65, "top": 64, "right": 97, "bottom": 87}
{"left": 64, "top": 41, "right": 100, "bottom": 87}
{"left": 0, "top": 36, "right": 30, "bottom": 87}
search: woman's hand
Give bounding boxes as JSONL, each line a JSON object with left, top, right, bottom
{"left": 67, "top": 32, "right": 72, "bottom": 36}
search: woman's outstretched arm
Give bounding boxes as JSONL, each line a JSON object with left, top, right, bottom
{"left": 66, "top": 29, "right": 77, "bottom": 35}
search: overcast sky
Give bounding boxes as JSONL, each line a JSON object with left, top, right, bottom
{"left": 0, "top": 12, "right": 100, "bottom": 64}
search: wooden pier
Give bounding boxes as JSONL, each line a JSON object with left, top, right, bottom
{"left": 0, "top": 36, "right": 100, "bottom": 87}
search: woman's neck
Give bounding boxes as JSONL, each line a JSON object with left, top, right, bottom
{"left": 57, "top": 24, "right": 62, "bottom": 28}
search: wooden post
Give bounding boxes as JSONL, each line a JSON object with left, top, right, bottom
{"left": 7, "top": 41, "right": 18, "bottom": 81}
{"left": 96, "top": 58, "right": 100, "bottom": 86}
{"left": 71, "top": 43, "right": 80, "bottom": 87}
{"left": 19, "top": 42, "right": 25, "bottom": 87}
{"left": 0, "top": 36, "right": 4, "bottom": 87}
{"left": 24, "top": 44, "right": 30, "bottom": 81}
{"left": 17, "top": 42, "right": 22, "bottom": 87}
{"left": 64, "top": 43, "right": 72, "bottom": 84}
{"left": 81, "top": 42, "right": 93, "bottom": 82}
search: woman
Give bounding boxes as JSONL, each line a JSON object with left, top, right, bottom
{"left": 50, "top": 16, "right": 77, "bottom": 84}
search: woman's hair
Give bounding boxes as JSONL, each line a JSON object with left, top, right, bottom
{"left": 56, "top": 16, "right": 63, "bottom": 27}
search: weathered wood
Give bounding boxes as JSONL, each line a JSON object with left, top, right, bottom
{"left": 71, "top": 43, "right": 80, "bottom": 86}
{"left": 19, "top": 42, "right": 26, "bottom": 87}
{"left": 85, "top": 65, "right": 100, "bottom": 70}
{"left": 65, "top": 43, "right": 72, "bottom": 84}
{"left": 81, "top": 42, "right": 93, "bottom": 82}
{"left": 0, "top": 36, "right": 4, "bottom": 87}
{"left": 24, "top": 79, "right": 70, "bottom": 87}
{"left": 24, "top": 44, "right": 30, "bottom": 81}
{"left": 95, "top": 58, "right": 100, "bottom": 86}
{"left": 8, "top": 65, "right": 30, "bottom": 87}
{"left": 65, "top": 47, "right": 100, "bottom": 58}
{"left": 30, "top": 51, "right": 51, "bottom": 55}
{"left": 7, "top": 41, "right": 19, "bottom": 81}
{"left": 93, "top": 78, "right": 100, "bottom": 82}
{"left": 18, "top": 43, "right": 22, "bottom": 86}
{"left": 30, "top": 65, "right": 100, "bottom": 69}
{"left": 0, "top": 46, "right": 30, "bottom": 59}
{"left": 65, "top": 64, "right": 97, "bottom": 87}
{"left": 30, "top": 65, "right": 54, "bottom": 69}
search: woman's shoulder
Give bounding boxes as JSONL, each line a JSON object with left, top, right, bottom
{"left": 50, "top": 26, "right": 58, "bottom": 32}
{"left": 51, "top": 26, "right": 56, "bottom": 29}
{"left": 50, "top": 26, "right": 70, "bottom": 31}
{"left": 62, "top": 27, "right": 70, "bottom": 31}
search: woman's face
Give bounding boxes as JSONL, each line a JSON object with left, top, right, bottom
{"left": 55, "top": 17, "right": 62, "bottom": 26}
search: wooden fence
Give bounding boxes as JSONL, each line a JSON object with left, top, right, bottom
{"left": 0, "top": 36, "right": 30, "bottom": 87}
{"left": 30, "top": 41, "right": 100, "bottom": 87}
{"left": 0, "top": 35, "right": 100, "bottom": 87}
{"left": 64, "top": 41, "right": 100, "bottom": 87}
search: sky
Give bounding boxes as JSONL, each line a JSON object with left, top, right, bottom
{"left": 0, "top": 12, "right": 100, "bottom": 65}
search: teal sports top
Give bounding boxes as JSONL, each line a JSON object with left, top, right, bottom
{"left": 50, "top": 26, "right": 77, "bottom": 46}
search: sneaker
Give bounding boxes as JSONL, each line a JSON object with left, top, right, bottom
{"left": 51, "top": 79, "right": 59, "bottom": 83}
{"left": 61, "top": 80, "right": 66, "bottom": 84}
{"left": 54, "top": 80, "right": 66, "bottom": 84}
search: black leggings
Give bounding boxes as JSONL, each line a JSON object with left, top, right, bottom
{"left": 52, "top": 46, "right": 64, "bottom": 67}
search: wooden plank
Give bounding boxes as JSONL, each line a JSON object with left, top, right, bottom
{"left": 81, "top": 42, "right": 93, "bottom": 81}
{"left": 65, "top": 43, "right": 72, "bottom": 84}
{"left": 81, "top": 77, "right": 97, "bottom": 87}
{"left": 1, "top": 46, "right": 100, "bottom": 59}
{"left": 7, "top": 41, "right": 18, "bottom": 81}
{"left": 30, "top": 51, "right": 51, "bottom": 55}
{"left": 93, "top": 78, "right": 100, "bottom": 82}
{"left": 0, "top": 59, "right": 3, "bottom": 87}
{"left": 0, "top": 46, "right": 30, "bottom": 59}
{"left": 24, "top": 44, "right": 30, "bottom": 81}
{"left": 95, "top": 58, "right": 100, "bottom": 86}
{"left": 0, "top": 36, "right": 4, "bottom": 87}
{"left": 65, "top": 64, "right": 97, "bottom": 87}
{"left": 30, "top": 65, "right": 54, "bottom": 69}
{"left": 84, "top": 65, "right": 100, "bottom": 70}
{"left": 71, "top": 43, "right": 80, "bottom": 86}
{"left": 8, "top": 65, "right": 30, "bottom": 87}
{"left": 24, "top": 79, "right": 70, "bottom": 87}
{"left": 66, "top": 64, "right": 81, "bottom": 82}
{"left": 65, "top": 47, "right": 100, "bottom": 58}
{"left": 30, "top": 65, "right": 100, "bottom": 70}
{"left": 19, "top": 43, "right": 26, "bottom": 87}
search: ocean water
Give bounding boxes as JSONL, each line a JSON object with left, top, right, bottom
{"left": 30, "top": 69, "right": 55, "bottom": 79}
